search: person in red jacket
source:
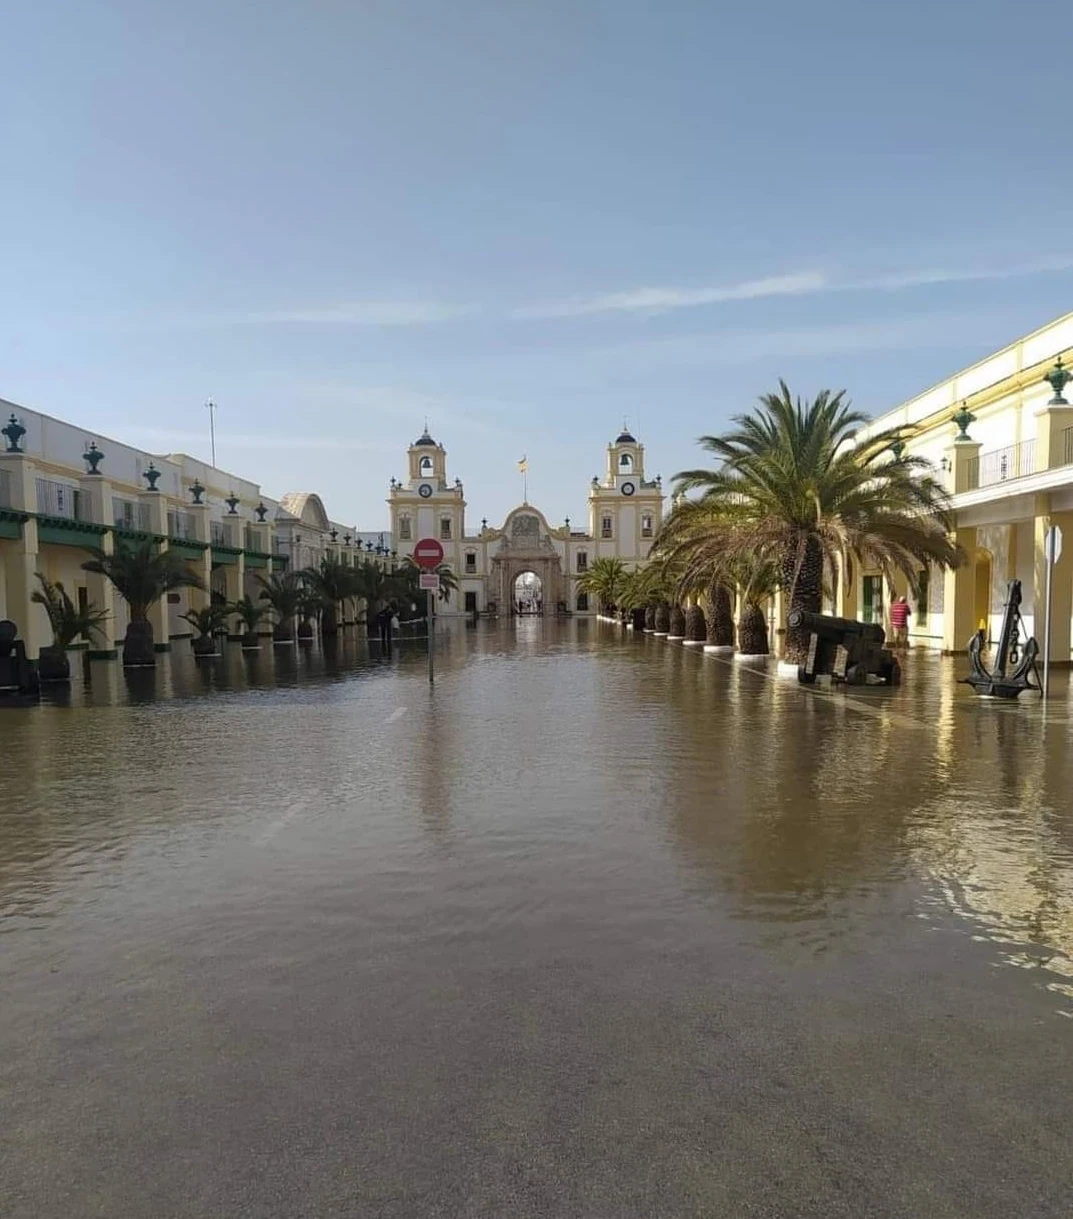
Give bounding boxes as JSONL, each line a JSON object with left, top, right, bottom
{"left": 890, "top": 595, "right": 911, "bottom": 648}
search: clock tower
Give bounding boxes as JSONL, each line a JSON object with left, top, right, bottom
{"left": 389, "top": 427, "right": 466, "bottom": 566}
{"left": 587, "top": 426, "right": 664, "bottom": 560}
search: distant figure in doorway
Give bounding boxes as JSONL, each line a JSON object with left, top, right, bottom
{"left": 890, "top": 595, "right": 911, "bottom": 649}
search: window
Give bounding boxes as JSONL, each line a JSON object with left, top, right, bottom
{"left": 440, "top": 517, "right": 452, "bottom": 540}
{"left": 601, "top": 516, "right": 613, "bottom": 539}
{"left": 619, "top": 453, "right": 633, "bottom": 471}
{"left": 641, "top": 514, "right": 653, "bottom": 538}
{"left": 464, "top": 591, "right": 478, "bottom": 613}
{"left": 465, "top": 552, "right": 476, "bottom": 573}
{"left": 862, "top": 575, "right": 884, "bottom": 626}
{"left": 419, "top": 455, "right": 433, "bottom": 474}
{"left": 916, "top": 569, "right": 929, "bottom": 628}
{"left": 576, "top": 552, "right": 588, "bottom": 572}
{"left": 398, "top": 517, "right": 412, "bottom": 540}
{"left": 577, "top": 593, "right": 589, "bottom": 612}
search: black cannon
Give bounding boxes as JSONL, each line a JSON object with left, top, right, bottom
{"left": 788, "top": 609, "right": 901, "bottom": 687}
{"left": 0, "top": 620, "right": 40, "bottom": 704}
{"left": 962, "top": 578, "right": 1040, "bottom": 699}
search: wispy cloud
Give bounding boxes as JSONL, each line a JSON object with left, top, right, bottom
{"left": 515, "top": 258, "right": 1073, "bottom": 321}
{"left": 514, "top": 272, "right": 827, "bottom": 319}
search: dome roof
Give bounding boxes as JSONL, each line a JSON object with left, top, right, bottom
{"left": 413, "top": 429, "right": 438, "bottom": 447}
{"left": 616, "top": 430, "right": 636, "bottom": 444}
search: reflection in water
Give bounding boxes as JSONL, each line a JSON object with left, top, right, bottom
{"left": 5, "top": 625, "right": 1073, "bottom": 1215}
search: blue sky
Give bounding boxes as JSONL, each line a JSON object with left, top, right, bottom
{"left": 3, "top": 0, "right": 1072, "bottom": 530}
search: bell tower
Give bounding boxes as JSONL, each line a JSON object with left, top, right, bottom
{"left": 588, "top": 423, "right": 664, "bottom": 561}
{"left": 407, "top": 426, "right": 447, "bottom": 487}
{"left": 389, "top": 426, "right": 466, "bottom": 566}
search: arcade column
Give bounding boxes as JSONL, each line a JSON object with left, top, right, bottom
{"left": 1034, "top": 497, "right": 1073, "bottom": 668}
{"left": 2, "top": 517, "right": 47, "bottom": 660}
{"left": 942, "top": 526, "right": 978, "bottom": 654}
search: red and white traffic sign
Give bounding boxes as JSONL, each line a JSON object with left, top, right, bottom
{"left": 412, "top": 537, "right": 444, "bottom": 570}
{"left": 419, "top": 572, "right": 440, "bottom": 591}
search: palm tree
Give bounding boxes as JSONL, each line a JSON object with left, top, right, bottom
{"left": 230, "top": 595, "right": 267, "bottom": 648}
{"left": 577, "top": 557, "right": 629, "bottom": 614}
{"left": 296, "top": 586, "right": 322, "bottom": 642}
{"left": 704, "top": 583, "right": 735, "bottom": 648}
{"left": 31, "top": 575, "right": 109, "bottom": 681}
{"left": 616, "top": 566, "right": 652, "bottom": 630}
{"left": 256, "top": 571, "right": 303, "bottom": 643}
{"left": 82, "top": 539, "right": 205, "bottom": 667}
{"left": 684, "top": 602, "right": 707, "bottom": 642}
{"left": 672, "top": 383, "right": 961, "bottom": 663}
{"left": 397, "top": 560, "right": 459, "bottom": 611}
{"left": 731, "top": 556, "right": 781, "bottom": 656}
{"left": 180, "top": 604, "right": 232, "bottom": 657}
{"left": 301, "top": 556, "right": 356, "bottom": 637}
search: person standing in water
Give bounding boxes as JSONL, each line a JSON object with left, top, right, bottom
{"left": 890, "top": 595, "right": 911, "bottom": 649}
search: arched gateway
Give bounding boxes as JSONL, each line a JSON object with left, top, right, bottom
{"left": 492, "top": 509, "right": 563, "bottom": 615}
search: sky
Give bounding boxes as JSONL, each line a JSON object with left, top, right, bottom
{"left": 3, "top": 0, "right": 1073, "bottom": 530}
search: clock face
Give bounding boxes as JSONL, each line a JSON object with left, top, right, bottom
{"left": 621, "top": 481, "right": 636, "bottom": 496}
{"left": 418, "top": 483, "right": 433, "bottom": 498}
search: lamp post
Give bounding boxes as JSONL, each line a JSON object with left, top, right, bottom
{"left": 206, "top": 399, "right": 218, "bottom": 467}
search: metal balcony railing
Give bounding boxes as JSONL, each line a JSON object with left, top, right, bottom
{"left": 167, "top": 510, "right": 197, "bottom": 540}
{"left": 37, "top": 478, "right": 85, "bottom": 520}
{"left": 958, "top": 439, "right": 1037, "bottom": 492}
{"left": 1063, "top": 426, "right": 1073, "bottom": 467}
{"left": 210, "top": 520, "right": 234, "bottom": 547}
{"left": 113, "top": 497, "right": 151, "bottom": 531}
{"left": 244, "top": 526, "right": 266, "bottom": 552}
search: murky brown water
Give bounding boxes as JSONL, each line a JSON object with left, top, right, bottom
{"left": 3, "top": 620, "right": 1073, "bottom": 1217}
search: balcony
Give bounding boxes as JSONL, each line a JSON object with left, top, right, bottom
{"left": 244, "top": 525, "right": 268, "bottom": 553}
{"left": 167, "top": 510, "right": 197, "bottom": 540}
{"left": 37, "top": 478, "right": 85, "bottom": 520}
{"left": 113, "top": 497, "right": 151, "bottom": 532}
{"left": 210, "top": 520, "right": 235, "bottom": 548}
{"left": 958, "top": 439, "right": 1037, "bottom": 493}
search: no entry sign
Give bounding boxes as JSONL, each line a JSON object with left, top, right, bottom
{"left": 413, "top": 537, "right": 445, "bottom": 569}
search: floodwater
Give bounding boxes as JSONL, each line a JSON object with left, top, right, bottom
{"left": 3, "top": 620, "right": 1073, "bottom": 1218}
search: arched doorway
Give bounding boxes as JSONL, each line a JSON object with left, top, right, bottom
{"left": 974, "top": 548, "right": 993, "bottom": 639}
{"left": 513, "top": 570, "right": 543, "bottom": 615}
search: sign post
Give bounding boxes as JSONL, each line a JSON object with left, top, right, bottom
{"left": 1044, "top": 524, "right": 1063, "bottom": 699}
{"left": 413, "top": 539, "right": 445, "bottom": 686}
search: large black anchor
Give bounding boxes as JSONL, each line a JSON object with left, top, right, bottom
{"left": 962, "top": 578, "right": 1041, "bottom": 699}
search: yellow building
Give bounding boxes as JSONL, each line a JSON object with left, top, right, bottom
{"left": 388, "top": 426, "right": 664, "bottom": 614}
{"left": 0, "top": 400, "right": 369, "bottom": 659}
{"left": 849, "top": 310, "right": 1073, "bottom": 657}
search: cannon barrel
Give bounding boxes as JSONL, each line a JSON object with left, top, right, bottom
{"left": 787, "top": 609, "right": 886, "bottom": 644}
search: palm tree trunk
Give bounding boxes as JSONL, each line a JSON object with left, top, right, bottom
{"left": 685, "top": 604, "right": 706, "bottom": 641}
{"left": 781, "top": 537, "right": 824, "bottom": 663}
{"left": 668, "top": 605, "right": 686, "bottom": 637}
{"left": 644, "top": 605, "right": 656, "bottom": 631}
{"left": 738, "top": 603, "right": 769, "bottom": 655}
{"left": 321, "top": 605, "right": 339, "bottom": 638}
{"left": 705, "top": 584, "right": 734, "bottom": 647}
{"left": 123, "top": 617, "right": 156, "bottom": 667}
{"left": 654, "top": 603, "right": 671, "bottom": 633}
